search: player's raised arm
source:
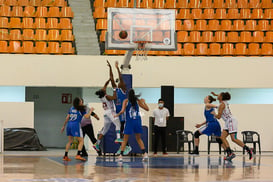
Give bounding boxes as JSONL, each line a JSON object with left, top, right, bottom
{"left": 138, "top": 98, "right": 149, "bottom": 111}
{"left": 115, "top": 61, "right": 126, "bottom": 91}
{"left": 107, "top": 60, "right": 117, "bottom": 89}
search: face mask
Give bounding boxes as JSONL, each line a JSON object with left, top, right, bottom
{"left": 158, "top": 103, "right": 164, "bottom": 108}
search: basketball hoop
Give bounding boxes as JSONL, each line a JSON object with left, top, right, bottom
{"left": 134, "top": 41, "right": 152, "bottom": 61}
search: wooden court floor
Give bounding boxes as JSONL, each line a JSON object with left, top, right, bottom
{"left": 1, "top": 150, "right": 273, "bottom": 182}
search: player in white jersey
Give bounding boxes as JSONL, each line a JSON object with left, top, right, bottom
{"left": 93, "top": 61, "right": 122, "bottom": 151}
{"left": 211, "top": 92, "right": 253, "bottom": 161}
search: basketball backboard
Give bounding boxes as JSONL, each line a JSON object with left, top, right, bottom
{"left": 106, "top": 8, "right": 176, "bottom": 51}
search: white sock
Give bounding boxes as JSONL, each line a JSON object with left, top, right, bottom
{"left": 116, "top": 131, "right": 120, "bottom": 139}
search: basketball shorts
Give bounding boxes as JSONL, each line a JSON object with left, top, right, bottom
{"left": 124, "top": 119, "right": 143, "bottom": 135}
{"left": 223, "top": 117, "right": 238, "bottom": 133}
{"left": 200, "top": 121, "right": 221, "bottom": 137}
{"left": 66, "top": 121, "right": 83, "bottom": 137}
{"left": 100, "top": 110, "right": 121, "bottom": 135}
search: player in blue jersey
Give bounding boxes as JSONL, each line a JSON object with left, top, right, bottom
{"left": 115, "top": 89, "right": 149, "bottom": 162}
{"left": 114, "top": 61, "right": 132, "bottom": 155}
{"left": 61, "top": 97, "right": 95, "bottom": 161}
{"left": 190, "top": 95, "right": 222, "bottom": 155}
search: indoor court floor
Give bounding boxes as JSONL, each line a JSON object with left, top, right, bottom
{"left": 1, "top": 150, "right": 273, "bottom": 182}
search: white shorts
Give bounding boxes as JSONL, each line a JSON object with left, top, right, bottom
{"left": 223, "top": 117, "right": 238, "bottom": 133}
{"left": 99, "top": 110, "right": 121, "bottom": 135}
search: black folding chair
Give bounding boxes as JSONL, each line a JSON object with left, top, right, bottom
{"left": 176, "top": 130, "right": 194, "bottom": 154}
{"left": 241, "top": 131, "right": 261, "bottom": 154}
{"left": 208, "top": 134, "right": 222, "bottom": 154}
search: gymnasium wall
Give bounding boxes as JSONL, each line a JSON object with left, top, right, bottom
{"left": 0, "top": 102, "right": 34, "bottom": 128}
{"left": 0, "top": 54, "right": 273, "bottom": 88}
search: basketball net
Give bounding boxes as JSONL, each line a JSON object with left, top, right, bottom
{"left": 134, "top": 41, "right": 152, "bottom": 61}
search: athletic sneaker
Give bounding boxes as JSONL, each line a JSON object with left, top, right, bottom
{"left": 142, "top": 153, "right": 149, "bottom": 162}
{"left": 75, "top": 155, "right": 86, "bottom": 161}
{"left": 116, "top": 147, "right": 121, "bottom": 155}
{"left": 248, "top": 148, "right": 253, "bottom": 160}
{"left": 224, "top": 152, "right": 236, "bottom": 161}
{"left": 115, "top": 138, "right": 123, "bottom": 143}
{"left": 93, "top": 143, "right": 100, "bottom": 152}
{"left": 124, "top": 146, "right": 132, "bottom": 155}
{"left": 63, "top": 156, "right": 71, "bottom": 161}
{"left": 190, "top": 150, "right": 199, "bottom": 155}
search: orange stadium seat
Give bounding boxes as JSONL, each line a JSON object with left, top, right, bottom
{"left": 176, "top": 20, "right": 182, "bottom": 30}
{"left": 238, "top": 0, "right": 249, "bottom": 8}
{"left": 240, "top": 8, "right": 251, "bottom": 19}
{"left": 265, "top": 32, "right": 273, "bottom": 42}
{"left": 177, "top": 31, "right": 189, "bottom": 42}
{"left": 201, "top": 31, "right": 214, "bottom": 42}
{"left": 252, "top": 9, "right": 264, "bottom": 19}
{"left": 0, "top": 41, "right": 9, "bottom": 53}
{"left": 11, "top": 6, "right": 24, "bottom": 17}
{"left": 0, "top": 17, "right": 9, "bottom": 28}
{"left": 61, "top": 30, "right": 74, "bottom": 41}
{"left": 201, "top": 0, "right": 212, "bottom": 8}
{"left": 35, "top": 6, "right": 48, "bottom": 17}
{"left": 222, "top": 43, "right": 234, "bottom": 55}
{"left": 9, "top": 18, "right": 22, "bottom": 28}
{"left": 153, "top": 0, "right": 165, "bottom": 8}
{"left": 48, "top": 29, "right": 61, "bottom": 41}
{"left": 170, "top": 43, "right": 182, "bottom": 55}
{"left": 226, "top": 0, "right": 237, "bottom": 8}
{"left": 18, "top": 0, "right": 30, "bottom": 6}
{"left": 9, "top": 41, "right": 23, "bottom": 53}
{"left": 23, "top": 6, "right": 36, "bottom": 17}
{"left": 215, "top": 9, "right": 227, "bottom": 19}
{"left": 42, "top": 0, "right": 55, "bottom": 6}
{"left": 261, "top": 43, "right": 273, "bottom": 55}
{"left": 183, "top": 43, "right": 195, "bottom": 56}
{"left": 227, "top": 32, "right": 239, "bottom": 42}
{"left": 10, "top": 29, "right": 22, "bottom": 40}
{"left": 35, "top": 29, "right": 47, "bottom": 40}
{"left": 248, "top": 43, "right": 260, "bottom": 56}
{"left": 0, "top": 5, "right": 11, "bottom": 17}
{"left": 264, "top": 9, "right": 273, "bottom": 19}
{"left": 183, "top": 20, "right": 195, "bottom": 30}
{"left": 29, "top": 0, "right": 42, "bottom": 6}
{"left": 22, "top": 29, "right": 35, "bottom": 40}
{"left": 96, "top": 19, "right": 107, "bottom": 30}
{"left": 22, "top": 18, "right": 34, "bottom": 28}
{"left": 60, "top": 7, "right": 74, "bottom": 18}
{"left": 54, "top": 0, "right": 67, "bottom": 7}
{"left": 233, "top": 20, "right": 245, "bottom": 31}
{"left": 93, "top": 8, "right": 107, "bottom": 19}
{"left": 47, "top": 18, "right": 59, "bottom": 29}
{"left": 215, "top": 31, "right": 226, "bottom": 42}
{"left": 48, "top": 7, "right": 61, "bottom": 17}
{"left": 209, "top": 43, "right": 221, "bottom": 55}
{"left": 0, "top": 29, "right": 9, "bottom": 40}
{"left": 214, "top": 0, "right": 225, "bottom": 8}
{"left": 106, "top": 0, "right": 117, "bottom": 7}
{"left": 189, "top": 0, "right": 200, "bottom": 8}
{"left": 48, "top": 42, "right": 61, "bottom": 54}
{"left": 203, "top": 9, "right": 215, "bottom": 19}
{"left": 176, "top": 0, "right": 188, "bottom": 8}
{"left": 257, "top": 20, "right": 269, "bottom": 31}
{"left": 35, "top": 41, "right": 48, "bottom": 53}
{"left": 240, "top": 31, "right": 252, "bottom": 42}
{"left": 34, "top": 18, "right": 47, "bottom": 29}
{"left": 117, "top": 0, "right": 129, "bottom": 7}
{"left": 261, "top": 0, "right": 272, "bottom": 8}
{"left": 196, "top": 43, "right": 208, "bottom": 55}
{"left": 191, "top": 9, "right": 203, "bottom": 19}
{"left": 22, "top": 41, "right": 35, "bottom": 53}
{"left": 100, "top": 30, "right": 106, "bottom": 42}
{"left": 221, "top": 20, "right": 232, "bottom": 31}
{"left": 208, "top": 20, "right": 219, "bottom": 30}
{"left": 253, "top": 31, "right": 264, "bottom": 42}
{"left": 61, "top": 42, "right": 75, "bottom": 54}
{"left": 228, "top": 9, "right": 239, "bottom": 19}
{"left": 235, "top": 43, "right": 248, "bottom": 55}
{"left": 176, "top": 9, "right": 190, "bottom": 19}
{"left": 189, "top": 31, "right": 201, "bottom": 42}
{"left": 59, "top": 18, "right": 72, "bottom": 29}
{"left": 245, "top": 20, "right": 257, "bottom": 31}
{"left": 5, "top": 0, "right": 18, "bottom": 6}
{"left": 140, "top": 0, "right": 153, "bottom": 8}
{"left": 196, "top": 20, "right": 207, "bottom": 31}
{"left": 249, "top": 0, "right": 261, "bottom": 8}
{"left": 94, "top": 0, "right": 105, "bottom": 8}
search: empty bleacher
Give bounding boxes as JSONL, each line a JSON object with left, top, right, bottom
{"left": 0, "top": 0, "right": 75, "bottom": 54}
{"left": 93, "top": 0, "right": 273, "bottom": 56}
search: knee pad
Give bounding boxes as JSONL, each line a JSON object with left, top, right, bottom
{"left": 216, "top": 137, "right": 223, "bottom": 145}
{"left": 194, "top": 131, "right": 201, "bottom": 138}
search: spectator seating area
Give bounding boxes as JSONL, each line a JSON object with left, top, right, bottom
{"left": 93, "top": 0, "right": 273, "bottom": 56}
{"left": 0, "top": 0, "right": 75, "bottom": 54}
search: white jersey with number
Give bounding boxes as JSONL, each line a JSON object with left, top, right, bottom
{"left": 100, "top": 96, "right": 116, "bottom": 112}
{"left": 221, "top": 101, "right": 234, "bottom": 122}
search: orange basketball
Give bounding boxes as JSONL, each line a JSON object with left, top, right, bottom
{"left": 119, "top": 31, "right": 128, "bottom": 39}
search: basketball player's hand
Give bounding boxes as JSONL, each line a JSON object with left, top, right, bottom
{"left": 195, "top": 124, "right": 202, "bottom": 128}
{"left": 90, "top": 107, "right": 95, "bottom": 112}
{"left": 61, "top": 126, "right": 65, "bottom": 133}
{"left": 211, "top": 92, "right": 217, "bottom": 96}
{"left": 115, "top": 61, "right": 119, "bottom": 68}
{"left": 140, "top": 98, "right": 145, "bottom": 103}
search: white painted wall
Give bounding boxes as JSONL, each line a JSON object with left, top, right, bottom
{"left": 0, "top": 102, "right": 34, "bottom": 128}
{"left": 1, "top": 54, "right": 273, "bottom": 88}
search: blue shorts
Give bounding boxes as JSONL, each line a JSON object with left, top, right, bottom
{"left": 124, "top": 119, "right": 142, "bottom": 135}
{"left": 66, "top": 121, "right": 83, "bottom": 137}
{"left": 200, "top": 121, "right": 221, "bottom": 137}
